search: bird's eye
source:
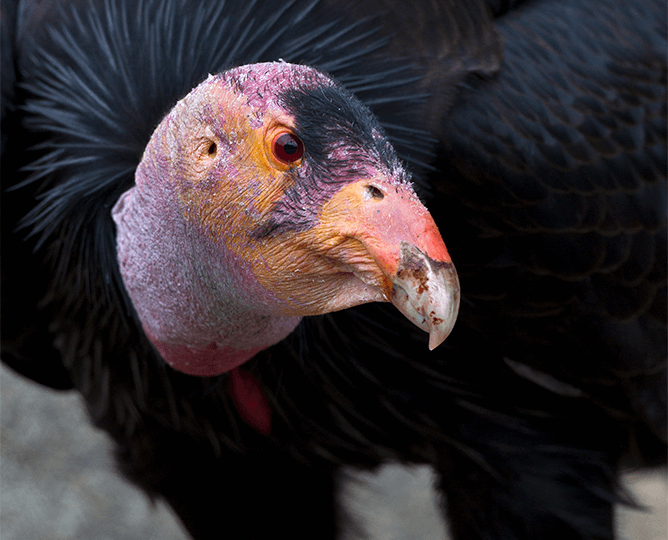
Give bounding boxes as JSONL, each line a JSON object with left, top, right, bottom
{"left": 273, "top": 132, "right": 304, "bottom": 164}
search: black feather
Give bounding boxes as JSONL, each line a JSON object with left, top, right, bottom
{"left": 2, "top": 0, "right": 665, "bottom": 539}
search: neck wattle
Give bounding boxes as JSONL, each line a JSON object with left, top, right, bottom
{"left": 146, "top": 338, "right": 264, "bottom": 377}
{"left": 112, "top": 176, "right": 302, "bottom": 378}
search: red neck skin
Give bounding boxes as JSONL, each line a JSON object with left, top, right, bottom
{"left": 113, "top": 172, "right": 295, "bottom": 433}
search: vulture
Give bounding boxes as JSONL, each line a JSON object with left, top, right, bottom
{"left": 2, "top": 0, "right": 666, "bottom": 538}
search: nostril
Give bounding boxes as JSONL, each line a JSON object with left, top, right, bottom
{"left": 366, "top": 185, "right": 384, "bottom": 200}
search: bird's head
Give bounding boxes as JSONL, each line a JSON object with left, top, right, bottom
{"left": 113, "top": 62, "right": 459, "bottom": 376}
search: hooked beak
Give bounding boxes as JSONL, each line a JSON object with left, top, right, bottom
{"left": 390, "top": 241, "right": 459, "bottom": 349}
{"left": 315, "top": 179, "right": 460, "bottom": 348}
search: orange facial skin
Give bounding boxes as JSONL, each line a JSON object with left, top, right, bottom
{"left": 250, "top": 178, "right": 453, "bottom": 317}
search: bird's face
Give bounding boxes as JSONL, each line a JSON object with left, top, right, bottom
{"left": 115, "top": 62, "right": 459, "bottom": 375}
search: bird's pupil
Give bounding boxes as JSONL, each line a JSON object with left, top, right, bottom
{"left": 284, "top": 141, "right": 298, "bottom": 154}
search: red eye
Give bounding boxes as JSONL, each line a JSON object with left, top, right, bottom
{"left": 273, "top": 132, "right": 304, "bottom": 164}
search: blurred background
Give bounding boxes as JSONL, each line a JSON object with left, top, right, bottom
{"left": 2, "top": 363, "right": 665, "bottom": 540}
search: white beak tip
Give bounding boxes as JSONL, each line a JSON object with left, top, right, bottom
{"left": 390, "top": 242, "right": 460, "bottom": 351}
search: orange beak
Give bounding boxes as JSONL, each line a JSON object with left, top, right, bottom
{"left": 312, "top": 178, "right": 460, "bottom": 349}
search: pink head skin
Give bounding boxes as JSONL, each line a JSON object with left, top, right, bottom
{"left": 113, "top": 62, "right": 459, "bottom": 377}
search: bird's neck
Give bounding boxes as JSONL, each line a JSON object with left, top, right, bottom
{"left": 112, "top": 178, "right": 301, "bottom": 377}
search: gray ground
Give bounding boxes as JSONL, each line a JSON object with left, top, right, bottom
{"left": 1, "top": 363, "right": 665, "bottom": 539}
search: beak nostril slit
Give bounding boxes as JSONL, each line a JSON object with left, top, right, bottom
{"left": 366, "top": 185, "right": 384, "bottom": 200}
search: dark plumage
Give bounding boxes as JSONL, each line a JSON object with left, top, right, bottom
{"left": 2, "top": 0, "right": 665, "bottom": 539}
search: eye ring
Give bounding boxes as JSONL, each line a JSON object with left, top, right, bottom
{"left": 272, "top": 131, "right": 304, "bottom": 165}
